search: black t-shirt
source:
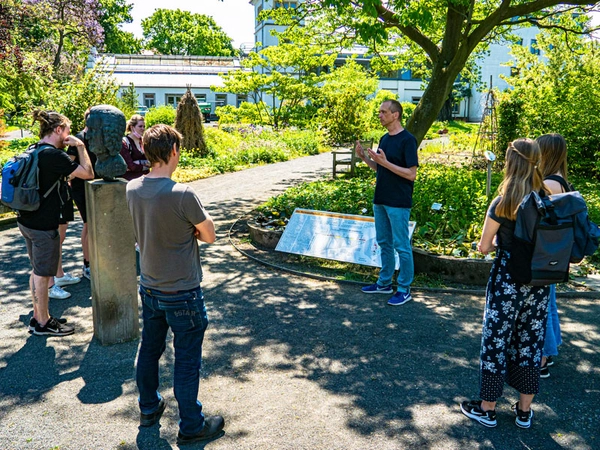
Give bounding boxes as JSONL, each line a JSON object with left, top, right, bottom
{"left": 17, "top": 144, "right": 79, "bottom": 231}
{"left": 373, "top": 130, "right": 419, "bottom": 208}
{"left": 487, "top": 196, "right": 516, "bottom": 250}
{"left": 67, "top": 131, "right": 97, "bottom": 194}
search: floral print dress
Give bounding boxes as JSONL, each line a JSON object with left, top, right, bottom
{"left": 479, "top": 249, "right": 550, "bottom": 401}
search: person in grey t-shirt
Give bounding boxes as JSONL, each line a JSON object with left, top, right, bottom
{"left": 126, "top": 124, "right": 225, "bottom": 444}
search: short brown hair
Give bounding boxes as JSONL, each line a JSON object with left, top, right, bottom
{"left": 382, "top": 100, "right": 403, "bottom": 122}
{"left": 142, "top": 124, "right": 182, "bottom": 165}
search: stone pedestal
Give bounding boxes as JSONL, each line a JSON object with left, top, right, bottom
{"left": 86, "top": 179, "right": 139, "bottom": 345}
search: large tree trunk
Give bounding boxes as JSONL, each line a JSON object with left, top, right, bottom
{"left": 437, "top": 97, "right": 454, "bottom": 122}
{"left": 405, "top": 67, "right": 457, "bottom": 144}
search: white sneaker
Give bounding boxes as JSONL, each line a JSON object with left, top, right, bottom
{"left": 54, "top": 272, "right": 81, "bottom": 286}
{"left": 48, "top": 285, "right": 71, "bottom": 299}
{"left": 82, "top": 266, "right": 91, "bottom": 280}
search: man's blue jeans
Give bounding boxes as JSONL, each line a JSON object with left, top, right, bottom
{"left": 373, "top": 204, "right": 414, "bottom": 293}
{"left": 136, "top": 285, "right": 209, "bottom": 436}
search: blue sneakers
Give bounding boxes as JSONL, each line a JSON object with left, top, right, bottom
{"left": 362, "top": 283, "right": 393, "bottom": 294}
{"left": 387, "top": 291, "right": 412, "bottom": 306}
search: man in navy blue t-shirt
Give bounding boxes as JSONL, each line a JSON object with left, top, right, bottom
{"left": 356, "top": 100, "right": 418, "bottom": 306}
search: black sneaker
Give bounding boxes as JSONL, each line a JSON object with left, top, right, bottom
{"left": 177, "top": 415, "right": 225, "bottom": 445}
{"left": 33, "top": 317, "right": 74, "bottom": 336}
{"left": 546, "top": 356, "right": 555, "bottom": 366}
{"left": 460, "top": 400, "right": 497, "bottom": 427}
{"left": 29, "top": 317, "right": 67, "bottom": 333}
{"left": 513, "top": 402, "right": 534, "bottom": 428}
{"left": 540, "top": 362, "right": 550, "bottom": 379}
{"left": 140, "top": 398, "right": 166, "bottom": 427}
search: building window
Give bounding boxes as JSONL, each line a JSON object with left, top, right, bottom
{"left": 215, "top": 94, "right": 228, "bottom": 108}
{"left": 143, "top": 93, "right": 155, "bottom": 108}
{"left": 165, "top": 94, "right": 182, "bottom": 106}
{"left": 411, "top": 97, "right": 421, "bottom": 105}
{"left": 237, "top": 94, "right": 247, "bottom": 107}
{"left": 195, "top": 94, "right": 207, "bottom": 103}
{"left": 517, "top": 38, "right": 524, "bottom": 46}
{"left": 530, "top": 39, "right": 540, "bottom": 55}
{"left": 399, "top": 70, "right": 412, "bottom": 80}
{"left": 380, "top": 69, "right": 398, "bottom": 79}
{"left": 275, "top": 1, "right": 297, "bottom": 9}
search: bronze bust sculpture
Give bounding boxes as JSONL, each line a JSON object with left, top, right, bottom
{"left": 86, "top": 105, "right": 127, "bottom": 180}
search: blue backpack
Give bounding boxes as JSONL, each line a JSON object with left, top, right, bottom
{"left": 1, "top": 143, "right": 60, "bottom": 212}
{"left": 511, "top": 180, "right": 600, "bottom": 286}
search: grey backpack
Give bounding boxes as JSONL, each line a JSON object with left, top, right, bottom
{"left": 0, "top": 143, "right": 59, "bottom": 211}
{"left": 511, "top": 189, "right": 598, "bottom": 286}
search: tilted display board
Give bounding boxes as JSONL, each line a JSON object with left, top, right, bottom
{"left": 275, "top": 208, "right": 416, "bottom": 268}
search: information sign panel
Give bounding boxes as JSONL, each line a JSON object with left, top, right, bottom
{"left": 275, "top": 208, "right": 416, "bottom": 268}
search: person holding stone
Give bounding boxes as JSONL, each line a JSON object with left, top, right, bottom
{"left": 19, "top": 110, "right": 94, "bottom": 336}
{"left": 126, "top": 124, "right": 224, "bottom": 444}
{"left": 356, "top": 99, "right": 418, "bottom": 306}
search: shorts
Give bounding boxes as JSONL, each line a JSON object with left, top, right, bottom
{"left": 59, "top": 197, "right": 74, "bottom": 224}
{"left": 71, "top": 188, "right": 87, "bottom": 223}
{"left": 18, "top": 223, "right": 60, "bottom": 277}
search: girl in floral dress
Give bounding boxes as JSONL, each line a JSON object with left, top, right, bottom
{"left": 460, "top": 138, "right": 551, "bottom": 429}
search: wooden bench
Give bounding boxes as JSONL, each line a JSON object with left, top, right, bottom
{"left": 332, "top": 139, "right": 373, "bottom": 178}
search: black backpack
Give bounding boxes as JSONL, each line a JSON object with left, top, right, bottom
{"left": 509, "top": 179, "right": 600, "bottom": 286}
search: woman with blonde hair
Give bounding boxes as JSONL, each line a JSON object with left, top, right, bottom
{"left": 120, "top": 114, "right": 149, "bottom": 181}
{"left": 536, "top": 133, "right": 569, "bottom": 378}
{"left": 461, "top": 138, "right": 551, "bottom": 429}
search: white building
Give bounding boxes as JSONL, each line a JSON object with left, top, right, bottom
{"left": 88, "top": 53, "right": 249, "bottom": 118}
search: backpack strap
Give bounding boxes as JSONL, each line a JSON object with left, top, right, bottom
{"left": 42, "top": 179, "right": 60, "bottom": 199}
{"left": 545, "top": 174, "right": 572, "bottom": 193}
{"left": 34, "top": 142, "right": 65, "bottom": 202}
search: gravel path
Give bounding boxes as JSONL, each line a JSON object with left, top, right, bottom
{"left": 0, "top": 152, "right": 599, "bottom": 450}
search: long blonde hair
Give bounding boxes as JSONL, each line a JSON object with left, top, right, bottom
{"left": 126, "top": 114, "right": 144, "bottom": 134}
{"left": 496, "top": 138, "right": 547, "bottom": 220}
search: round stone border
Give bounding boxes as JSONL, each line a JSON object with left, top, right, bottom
{"left": 231, "top": 216, "right": 599, "bottom": 298}
{"left": 247, "top": 222, "right": 283, "bottom": 249}
{"left": 246, "top": 221, "right": 492, "bottom": 285}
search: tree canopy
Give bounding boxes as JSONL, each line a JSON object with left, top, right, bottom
{"left": 499, "top": 29, "right": 600, "bottom": 177}
{"left": 216, "top": 43, "right": 335, "bottom": 128}
{"left": 25, "top": 0, "right": 104, "bottom": 73}
{"left": 98, "top": 0, "right": 142, "bottom": 54}
{"left": 141, "top": 9, "right": 237, "bottom": 56}
{"left": 271, "top": 0, "right": 600, "bottom": 143}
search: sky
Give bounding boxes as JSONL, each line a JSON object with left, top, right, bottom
{"left": 121, "top": 0, "right": 256, "bottom": 48}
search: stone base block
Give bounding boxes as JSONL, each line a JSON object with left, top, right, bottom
{"left": 86, "top": 179, "right": 139, "bottom": 345}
